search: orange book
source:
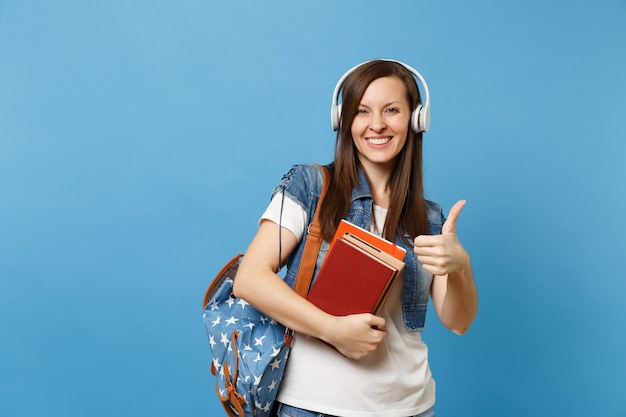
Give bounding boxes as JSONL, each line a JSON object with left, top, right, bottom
{"left": 307, "top": 234, "right": 405, "bottom": 317}
{"left": 328, "top": 219, "right": 406, "bottom": 262}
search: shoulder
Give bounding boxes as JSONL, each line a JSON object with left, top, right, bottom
{"left": 273, "top": 163, "right": 326, "bottom": 209}
{"left": 425, "top": 200, "right": 445, "bottom": 235}
{"left": 280, "top": 163, "right": 325, "bottom": 186}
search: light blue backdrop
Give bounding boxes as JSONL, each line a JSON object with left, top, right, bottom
{"left": 1, "top": 1, "right": 625, "bottom": 416}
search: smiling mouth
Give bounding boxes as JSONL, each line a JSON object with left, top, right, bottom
{"left": 366, "top": 137, "right": 392, "bottom": 145}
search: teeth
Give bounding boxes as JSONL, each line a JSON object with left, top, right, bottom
{"left": 367, "top": 137, "right": 391, "bottom": 145}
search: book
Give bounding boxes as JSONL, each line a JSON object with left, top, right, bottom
{"left": 306, "top": 233, "right": 405, "bottom": 317}
{"left": 329, "top": 219, "right": 406, "bottom": 262}
{"left": 342, "top": 233, "right": 405, "bottom": 274}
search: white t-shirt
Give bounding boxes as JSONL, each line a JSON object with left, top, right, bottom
{"left": 261, "top": 193, "right": 435, "bottom": 417}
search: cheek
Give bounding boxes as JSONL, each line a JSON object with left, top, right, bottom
{"left": 350, "top": 126, "right": 366, "bottom": 143}
{"left": 393, "top": 122, "right": 410, "bottom": 142}
{"left": 350, "top": 119, "right": 365, "bottom": 136}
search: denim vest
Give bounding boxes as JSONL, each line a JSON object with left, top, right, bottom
{"left": 273, "top": 163, "right": 445, "bottom": 332}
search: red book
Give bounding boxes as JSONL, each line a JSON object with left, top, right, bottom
{"left": 307, "top": 234, "right": 405, "bottom": 317}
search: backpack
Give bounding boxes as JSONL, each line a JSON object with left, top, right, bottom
{"left": 202, "top": 165, "right": 329, "bottom": 416}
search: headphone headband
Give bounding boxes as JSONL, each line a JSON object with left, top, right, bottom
{"left": 330, "top": 59, "right": 430, "bottom": 133}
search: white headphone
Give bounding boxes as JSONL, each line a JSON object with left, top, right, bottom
{"left": 330, "top": 59, "right": 430, "bottom": 133}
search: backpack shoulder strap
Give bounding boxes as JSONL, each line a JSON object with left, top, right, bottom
{"left": 292, "top": 164, "right": 330, "bottom": 297}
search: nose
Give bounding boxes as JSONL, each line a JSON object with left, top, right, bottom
{"left": 369, "top": 112, "right": 386, "bottom": 131}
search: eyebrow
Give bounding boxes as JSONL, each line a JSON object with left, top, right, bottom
{"left": 358, "top": 101, "right": 404, "bottom": 108}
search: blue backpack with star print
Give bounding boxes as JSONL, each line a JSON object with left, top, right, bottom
{"left": 202, "top": 166, "right": 329, "bottom": 417}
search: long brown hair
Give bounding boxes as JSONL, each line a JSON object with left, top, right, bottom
{"left": 319, "top": 60, "right": 430, "bottom": 243}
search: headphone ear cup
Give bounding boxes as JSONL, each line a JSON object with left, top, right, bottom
{"left": 411, "top": 104, "right": 430, "bottom": 133}
{"left": 419, "top": 103, "right": 430, "bottom": 133}
{"left": 411, "top": 104, "right": 422, "bottom": 133}
{"left": 331, "top": 103, "right": 342, "bottom": 131}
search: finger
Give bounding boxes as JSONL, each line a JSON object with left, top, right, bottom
{"left": 366, "top": 315, "right": 386, "bottom": 330}
{"left": 442, "top": 200, "right": 466, "bottom": 235}
{"left": 416, "top": 253, "right": 445, "bottom": 265}
{"left": 413, "top": 234, "right": 441, "bottom": 248}
{"left": 373, "top": 323, "right": 388, "bottom": 333}
{"left": 420, "top": 264, "right": 446, "bottom": 276}
{"left": 414, "top": 246, "right": 444, "bottom": 259}
{"left": 367, "top": 314, "right": 385, "bottom": 327}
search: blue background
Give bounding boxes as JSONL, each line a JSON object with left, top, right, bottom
{"left": 1, "top": 1, "right": 625, "bottom": 416}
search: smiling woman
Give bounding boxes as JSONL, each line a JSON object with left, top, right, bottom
{"left": 231, "top": 59, "right": 477, "bottom": 417}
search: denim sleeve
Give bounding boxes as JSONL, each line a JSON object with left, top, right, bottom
{"left": 425, "top": 200, "right": 445, "bottom": 235}
{"left": 273, "top": 164, "right": 327, "bottom": 288}
{"left": 271, "top": 164, "right": 325, "bottom": 223}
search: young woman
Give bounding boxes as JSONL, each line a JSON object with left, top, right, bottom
{"left": 233, "top": 59, "right": 478, "bottom": 417}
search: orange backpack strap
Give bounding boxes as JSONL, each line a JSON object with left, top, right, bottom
{"left": 292, "top": 164, "right": 330, "bottom": 297}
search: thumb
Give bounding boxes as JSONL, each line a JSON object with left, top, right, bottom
{"left": 442, "top": 200, "right": 466, "bottom": 234}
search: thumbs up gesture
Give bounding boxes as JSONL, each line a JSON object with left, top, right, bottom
{"left": 413, "top": 200, "right": 470, "bottom": 276}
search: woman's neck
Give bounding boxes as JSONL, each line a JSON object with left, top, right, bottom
{"left": 359, "top": 159, "right": 395, "bottom": 209}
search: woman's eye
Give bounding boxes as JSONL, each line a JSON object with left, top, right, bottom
{"left": 386, "top": 107, "right": 400, "bottom": 113}
{"left": 357, "top": 108, "right": 368, "bottom": 114}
